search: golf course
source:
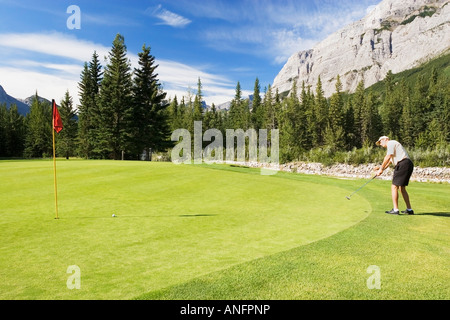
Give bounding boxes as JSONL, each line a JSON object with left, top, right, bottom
{"left": 0, "top": 159, "right": 448, "bottom": 300}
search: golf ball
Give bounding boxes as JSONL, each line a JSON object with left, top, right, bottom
{"left": 112, "top": 214, "right": 116, "bottom": 217}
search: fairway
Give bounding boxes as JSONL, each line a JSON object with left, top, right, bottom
{"left": 0, "top": 160, "right": 371, "bottom": 299}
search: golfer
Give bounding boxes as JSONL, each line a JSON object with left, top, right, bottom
{"left": 375, "top": 136, "right": 414, "bottom": 215}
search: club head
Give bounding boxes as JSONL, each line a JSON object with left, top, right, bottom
{"left": 346, "top": 196, "right": 351, "bottom": 200}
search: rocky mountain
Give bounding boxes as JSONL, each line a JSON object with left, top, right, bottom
{"left": 272, "top": 0, "right": 450, "bottom": 97}
{"left": 19, "top": 95, "right": 51, "bottom": 107}
{"left": 0, "top": 85, "right": 52, "bottom": 115}
{"left": 0, "top": 85, "right": 29, "bottom": 115}
{"left": 216, "top": 94, "right": 254, "bottom": 111}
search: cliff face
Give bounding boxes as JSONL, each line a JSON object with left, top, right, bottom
{"left": 272, "top": 0, "right": 450, "bottom": 97}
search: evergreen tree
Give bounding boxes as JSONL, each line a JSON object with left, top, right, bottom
{"left": 0, "top": 104, "right": 25, "bottom": 157}
{"left": 209, "top": 103, "right": 220, "bottom": 129}
{"left": 325, "top": 75, "right": 345, "bottom": 150}
{"left": 131, "top": 44, "right": 170, "bottom": 160}
{"left": 251, "top": 78, "right": 262, "bottom": 130}
{"left": 303, "top": 84, "right": 316, "bottom": 150}
{"left": 77, "top": 63, "right": 91, "bottom": 157}
{"left": 411, "top": 74, "right": 430, "bottom": 139}
{"left": 203, "top": 105, "right": 213, "bottom": 129}
{"left": 24, "top": 93, "right": 52, "bottom": 158}
{"left": 77, "top": 52, "right": 103, "bottom": 158}
{"left": 264, "top": 84, "right": 276, "bottom": 130}
{"left": 57, "top": 91, "right": 78, "bottom": 159}
{"left": 300, "top": 82, "right": 314, "bottom": 150}
{"left": 343, "top": 99, "right": 355, "bottom": 150}
{"left": 229, "top": 81, "right": 244, "bottom": 129}
{"left": 179, "top": 96, "right": 191, "bottom": 131}
{"left": 352, "top": 80, "right": 366, "bottom": 148}
{"left": 97, "top": 34, "right": 133, "bottom": 160}
{"left": 193, "top": 77, "right": 204, "bottom": 122}
{"left": 361, "top": 91, "right": 382, "bottom": 146}
{"left": 380, "top": 70, "right": 402, "bottom": 139}
{"left": 0, "top": 104, "right": 7, "bottom": 156}
{"left": 279, "top": 80, "right": 305, "bottom": 161}
{"left": 168, "top": 96, "right": 181, "bottom": 131}
{"left": 313, "top": 76, "right": 328, "bottom": 146}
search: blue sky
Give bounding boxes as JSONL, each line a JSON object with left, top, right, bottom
{"left": 0, "top": 0, "right": 381, "bottom": 107}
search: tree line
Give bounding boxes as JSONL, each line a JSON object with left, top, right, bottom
{"left": 0, "top": 33, "right": 449, "bottom": 165}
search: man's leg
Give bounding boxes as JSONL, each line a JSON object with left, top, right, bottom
{"left": 391, "top": 184, "right": 399, "bottom": 211}
{"left": 399, "top": 186, "right": 412, "bottom": 209}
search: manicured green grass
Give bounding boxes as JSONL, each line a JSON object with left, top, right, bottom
{"left": 0, "top": 160, "right": 370, "bottom": 299}
{"left": 139, "top": 170, "right": 450, "bottom": 300}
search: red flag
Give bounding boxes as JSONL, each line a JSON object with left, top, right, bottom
{"left": 52, "top": 99, "right": 63, "bottom": 133}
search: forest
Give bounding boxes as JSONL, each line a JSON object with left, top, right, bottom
{"left": 1, "top": 34, "right": 449, "bottom": 167}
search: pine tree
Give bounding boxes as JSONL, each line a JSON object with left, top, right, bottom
{"left": 180, "top": 96, "right": 191, "bottom": 131}
{"left": 77, "top": 51, "right": 103, "bottom": 158}
{"left": 411, "top": 74, "right": 430, "bottom": 139}
{"left": 168, "top": 96, "right": 181, "bottom": 131}
{"left": 343, "top": 99, "right": 355, "bottom": 150}
{"left": 264, "top": 84, "right": 276, "bottom": 130}
{"left": 97, "top": 34, "right": 133, "bottom": 160}
{"left": 24, "top": 93, "right": 52, "bottom": 158}
{"left": 131, "top": 44, "right": 170, "bottom": 160}
{"left": 193, "top": 77, "right": 204, "bottom": 122}
{"left": 0, "top": 104, "right": 24, "bottom": 157}
{"left": 209, "top": 103, "right": 220, "bottom": 129}
{"left": 57, "top": 91, "right": 78, "bottom": 159}
{"left": 77, "top": 63, "right": 91, "bottom": 157}
{"left": 251, "top": 78, "right": 263, "bottom": 130}
{"left": 313, "top": 76, "right": 328, "bottom": 146}
{"left": 380, "top": 70, "right": 402, "bottom": 139}
{"left": 352, "top": 80, "right": 365, "bottom": 148}
{"left": 302, "top": 83, "right": 315, "bottom": 150}
{"left": 324, "top": 75, "right": 345, "bottom": 150}
{"left": 279, "top": 80, "right": 304, "bottom": 161}
{"left": 0, "top": 104, "right": 7, "bottom": 156}
{"left": 229, "top": 81, "right": 244, "bottom": 129}
{"left": 361, "top": 91, "right": 382, "bottom": 146}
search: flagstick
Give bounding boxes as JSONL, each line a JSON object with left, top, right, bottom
{"left": 52, "top": 110, "right": 59, "bottom": 220}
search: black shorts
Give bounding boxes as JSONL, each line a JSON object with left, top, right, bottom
{"left": 392, "top": 158, "right": 414, "bottom": 186}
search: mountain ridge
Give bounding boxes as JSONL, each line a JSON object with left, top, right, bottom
{"left": 272, "top": 0, "right": 450, "bottom": 97}
{"left": 0, "top": 85, "right": 52, "bottom": 115}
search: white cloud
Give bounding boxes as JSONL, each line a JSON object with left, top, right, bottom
{"left": 147, "top": 5, "right": 191, "bottom": 28}
{"left": 0, "top": 32, "right": 236, "bottom": 108}
{"left": 191, "top": 0, "right": 380, "bottom": 65}
{"left": 0, "top": 66, "right": 80, "bottom": 105}
{"left": 0, "top": 32, "right": 110, "bottom": 63}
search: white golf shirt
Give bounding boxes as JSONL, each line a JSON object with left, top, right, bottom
{"left": 386, "top": 140, "right": 409, "bottom": 166}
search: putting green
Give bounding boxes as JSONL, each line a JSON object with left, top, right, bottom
{"left": 0, "top": 160, "right": 370, "bottom": 299}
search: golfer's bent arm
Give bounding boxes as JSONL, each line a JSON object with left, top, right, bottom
{"left": 377, "top": 154, "right": 392, "bottom": 176}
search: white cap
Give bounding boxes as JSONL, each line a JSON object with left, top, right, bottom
{"left": 376, "top": 136, "right": 389, "bottom": 146}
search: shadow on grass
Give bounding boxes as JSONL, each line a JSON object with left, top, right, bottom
{"left": 417, "top": 212, "right": 450, "bottom": 217}
{"left": 179, "top": 214, "right": 217, "bottom": 217}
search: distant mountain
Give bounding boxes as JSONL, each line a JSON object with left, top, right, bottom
{"left": 272, "top": 0, "right": 450, "bottom": 97}
{"left": 0, "top": 85, "right": 53, "bottom": 115}
{"left": 215, "top": 94, "right": 254, "bottom": 111}
{"left": 0, "top": 85, "right": 29, "bottom": 115}
{"left": 19, "top": 95, "right": 51, "bottom": 107}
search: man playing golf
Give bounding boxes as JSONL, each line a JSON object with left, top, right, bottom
{"left": 375, "top": 136, "right": 414, "bottom": 215}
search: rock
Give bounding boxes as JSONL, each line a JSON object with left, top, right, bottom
{"left": 272, "top": 0, "right": 450, "bottom": 98}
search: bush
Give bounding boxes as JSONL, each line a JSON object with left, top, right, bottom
{"left": 298, "top": 145, "right": 449, "bottom": 167}
{"left": 410, "top": 145, "right": 450, "bottom": 167}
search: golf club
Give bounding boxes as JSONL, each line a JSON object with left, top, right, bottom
{"left": 346, "top": 175, "right": 377, "bottom": 200}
